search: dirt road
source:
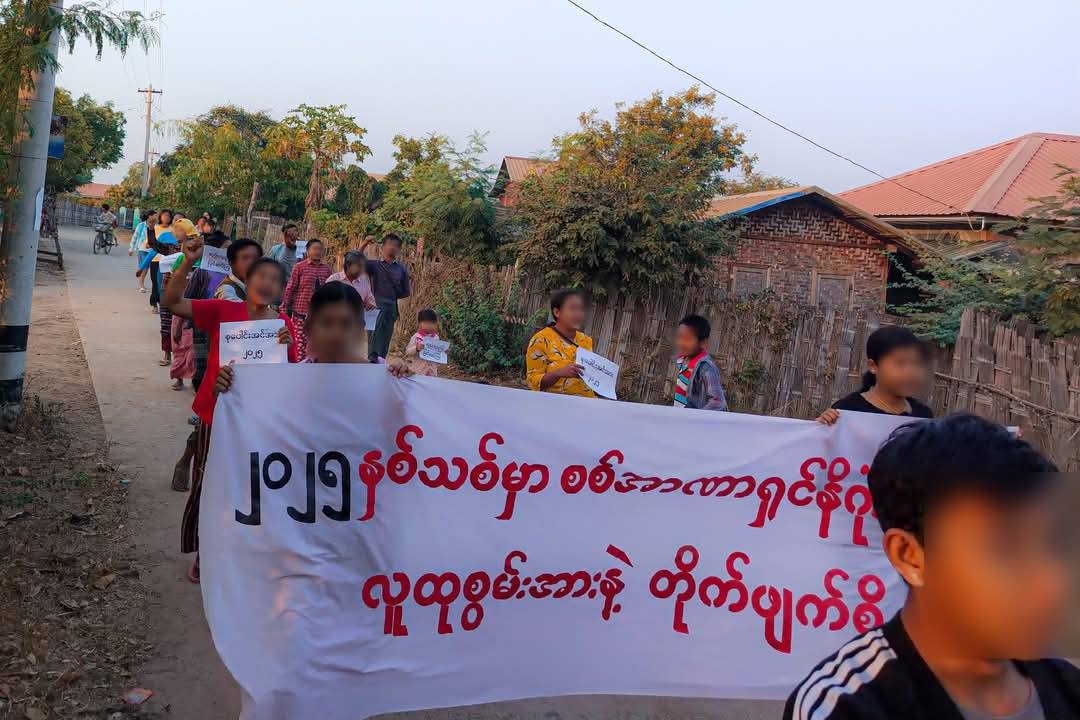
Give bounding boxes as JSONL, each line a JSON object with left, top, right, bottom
{"left": 59, "top": 227, "right": 240, "bottom": 719}
{"left": 57, "top": 225, "right": 783, "bottom": 720}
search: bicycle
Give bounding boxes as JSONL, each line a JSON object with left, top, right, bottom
{"left": 92, "top": 223, "right": 117, "bottom": 255}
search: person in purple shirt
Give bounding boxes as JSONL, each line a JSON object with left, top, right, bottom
{"left": 359, "top": 233, "right": 410, "bottom": 362}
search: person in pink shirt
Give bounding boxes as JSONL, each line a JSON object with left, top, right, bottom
{"left": 327, "top": 251, "right": 376, "bottom": 309}
{"left": 405, "top": 308, "right": 441, "bottom": 377}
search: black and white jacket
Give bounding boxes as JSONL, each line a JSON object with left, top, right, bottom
{"left": 784, "top": 614, "right": 1080, "bottom": 720}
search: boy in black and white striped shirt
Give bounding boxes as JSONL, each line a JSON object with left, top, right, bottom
{"left": 785, "top": 415, "right": 1080, "bottom": 720}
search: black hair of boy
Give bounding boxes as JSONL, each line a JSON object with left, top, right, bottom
{"left": 417, "top": 309, "right": 438, "bottom": 324}
{"left": 226, "top": 238, "right": 263, "bottom": 265}
{"left": 869, "top": 413, "right": 1056, "bottom": 541}
{"left": 306, "top": 238, "right": 323, "bottom": 249}
{"left": 382, "top": 233, "right": 402, "bottom": 247}
{"left": 679, "top": 314, "right": 711, "bottom": 343}
{"left": 549, "top": 288, "right": 584, "bottom": 314}
{"left": 309, "top": 280, "right": 364, "bottom": 319}
{"left": 205, "top": 230, "right": 229, "bottom": 249}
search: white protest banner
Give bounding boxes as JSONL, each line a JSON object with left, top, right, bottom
{"left": 202, "top": 366, "right": 908, "bottom": 720}
{"left": 575, "top": 347, "right": 620, "bottom": 399}
{"left": 418, "top": 337, "right": 450, "bottom": 364}
{"left": 218, "top": 320, "right": 287, "bottom": 365}
{"left": 202, "top": 244, "right": 231, "bottom": 276}
{"left": 363, "top": 308, "right": 380, "bottom": 331}
{"left": 294, "top": 240, "right": 307, "bottom": 259}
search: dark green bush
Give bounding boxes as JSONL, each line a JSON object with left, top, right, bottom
{"left": 434, "top": 274, "right": 536, "bottom": 374}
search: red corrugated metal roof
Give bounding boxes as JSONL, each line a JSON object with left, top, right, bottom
{"left": 501, "top": 156, "right": 553, "bottom": 182}
{"left": 840, "top": 133, "right": 1080, "bottom": 218}
{"left": 74, "top": 182, "right": 113, "bottom": 200}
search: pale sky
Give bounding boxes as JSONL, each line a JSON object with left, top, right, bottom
{"left": 58, "top": 0, "right": 1080, "bottom": 193}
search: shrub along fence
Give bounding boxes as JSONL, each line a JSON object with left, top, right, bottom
{"left": 213, "top": 225, "right": 1080, "bottom": 470}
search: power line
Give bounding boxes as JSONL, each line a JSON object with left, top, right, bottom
{"left": 563, "top": 0, "right": 966, "bottom": 215}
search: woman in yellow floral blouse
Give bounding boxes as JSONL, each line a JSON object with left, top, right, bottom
{"left": 525, "top": 289, "right": 597, "bottom": 398}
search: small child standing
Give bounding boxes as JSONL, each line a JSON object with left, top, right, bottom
{"left": 672, "top": 314, "right": 727, "bottom": 411}
{"left": 405, "top": 309, "right": 441, "bottom": 377}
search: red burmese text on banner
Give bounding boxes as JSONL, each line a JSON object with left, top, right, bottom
{"left": 198, "top": 364, "right": 915, "bottom": 720}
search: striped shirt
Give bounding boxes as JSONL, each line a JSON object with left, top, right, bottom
{"left": 282, "top": 259, "right": 332, "bottom": 320}
{"left": 673, "top": 351, "right": 706, "bottom": 407}
{"left": 784, "top": 614, "right": 1080, "bottom": 720}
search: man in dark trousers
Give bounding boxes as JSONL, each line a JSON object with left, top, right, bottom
{"left": 360, "top": 233, "right": 410, "bottom": 362}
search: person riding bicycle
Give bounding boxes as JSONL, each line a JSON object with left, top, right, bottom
{"left": 93, "top": 203, "right": 118, "bottom": 251}
{"left": 96, "top": 203, "right": 118, "bottom": 230}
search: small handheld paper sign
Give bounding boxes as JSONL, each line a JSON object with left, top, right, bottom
{"left": 419, "top": 338, "right": 450, "bottom": 365}
{"left": 219, "top": 319, "right": 288, "bottom": 365}
{"left": 574, "top": 348, "right": 619, "bottom": 399}
{"left": 202, "top": 245, "right": 231, "bottom": 276}
{"left": 364, "top": 308, "right": 380, "bottom": 332}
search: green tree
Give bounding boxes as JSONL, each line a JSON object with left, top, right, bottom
{"left": 156, "top": 116, "right": 261, "bottom": 220}
{"left": 1, "top": 1, "right": 158, "bottom": 176}
{"left": 265, "top": 104, "right": 370, "bottom": 218}
{"left": 329, "top": 164, "right": 383, "bottom": 216}
{"left": 721, "top": 169, "right": 797, "bottom": 195}
{"left": 45, "top": 87, "right": 124, "bottom": 194}
{"left": 256, "top": 152, "right": 311, "bottom": 219}
{"left": 890, "top": 168, "right": 1080, "bottom": 341}
{"left": 377, "top": 132, "right": 501, "bottom": 262}
{"left": 512, "top": 88, "right": 752, "bottom": 297}
{"left": 106, "top": 160, "right": 158, "bottom": 208}
{"left": 153, "top": 105, "right": 310, "bottom": 221}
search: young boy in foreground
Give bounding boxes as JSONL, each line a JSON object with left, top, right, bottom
{"left": 785, "top": 414, "right": 1079, "bottom": 720}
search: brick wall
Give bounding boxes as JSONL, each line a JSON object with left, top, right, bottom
{"left": 714, "top": 198, "right": 889, "bottom": 308}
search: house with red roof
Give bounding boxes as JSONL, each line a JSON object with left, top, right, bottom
{"left": 489, "top": 156, "right": 553, "bottom": 208}
{"left": 841, "top": 132, "right": 1080, "bottom": 258}
{"left": 73, "top": 182, "right": 113, "bottom": 201}
{"left": 703, "top": 186, "right": 914, "bottom": 309}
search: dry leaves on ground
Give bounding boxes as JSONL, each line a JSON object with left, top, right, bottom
{"left": 0, "top": 396, "right": 158, "bottom": 719}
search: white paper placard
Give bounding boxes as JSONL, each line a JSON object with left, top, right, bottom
{"left": 575, "top": 347, "right": 619, "bottom": 399}
{"left": 219, "top": 320, "right": 287, "bottom": 365}
{"left": 294, "top": 240, "right": 307, "bottom": 259}
{"left": 202, "top": 245, "right": 231, "bottom": 276}
{"left": 418, "top": 338, "right": 449, "bottom": 364}
{"left": 156, "top": 252, "right": 182, "bottom": 269}
{"left": 364, "top": 308, "right": 380, "bottom": 332}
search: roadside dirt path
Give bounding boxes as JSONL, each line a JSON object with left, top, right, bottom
{"left": 57, "top": 225, "right": 783, "bottom": 720}
{"left": 58, "top": 226, "right": 239, "bottom": 719}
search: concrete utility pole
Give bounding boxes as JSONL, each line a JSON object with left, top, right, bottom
{"left": 138, "top": 84, "right": 162, "bottom": 197}
{"left": 0, "top": 0, "right": 64, "bottom": 430}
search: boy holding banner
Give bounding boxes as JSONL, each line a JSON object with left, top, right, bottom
{"left": 785, "top": 415, "right": 1079, "bottom": 720}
